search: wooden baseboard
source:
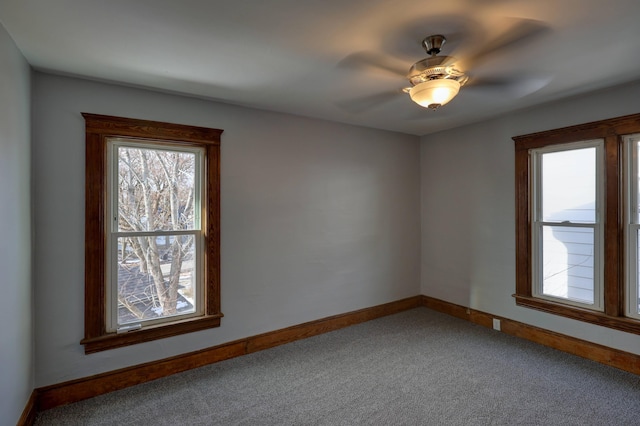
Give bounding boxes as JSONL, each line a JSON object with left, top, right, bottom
{"left": 420, "top": 295, "right": 640, "bottom": 375}
{"left": 17, "top": 390, "right": 38, "bottom": 426}
{"left": 36, "top": 296, "right": 421, "bottom": 411}
{"left": 31, "top": 294, "right": 640, "bottom": 418}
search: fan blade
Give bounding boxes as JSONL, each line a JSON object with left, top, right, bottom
{"left": 337, "top": 52, "right": 407, "bottom": 78}
{"left": 459, "top": 18, "right": 550, "bottom": 69}
{"left": 336, "top": 90, "right": 403, "bottom": 114}
{"left": 465, "top": 74, "right": 552, "bottom": 98}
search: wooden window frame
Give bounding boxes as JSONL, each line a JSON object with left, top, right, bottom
{"left": 81, "top": 114, "right": 223, "bottom": 354}
{"left": 514, "top": 112, "right": 640, "bottom": 335}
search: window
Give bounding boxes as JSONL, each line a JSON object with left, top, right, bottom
{"left": 531, "top": 141, "right": 604, "bottom": 310}
{"left": 514, "top": 113, "right": 640, "bottom": 335}
{"left": 82, "top": 114, "right": 223, "bottom": 353}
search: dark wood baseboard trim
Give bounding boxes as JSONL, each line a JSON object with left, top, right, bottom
{"left": 420, "top": 295, "right": 640, "bottom": 375}
{"left": 33, "top": 294, "right": 639, "bottom": 417}
{"left": 17, "top": 390, "right": 38, "bottom": 426}
{"left": 246, "top": 296, "right": 420, "bottom": 353}
{"left": 36, "top": 296, "right": 421, "bottom": 411}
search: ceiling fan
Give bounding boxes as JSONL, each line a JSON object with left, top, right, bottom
{"left": 338, "top": 19, "right": 550, "bottom": 113}
{"left": 403, "top": 34, "right": 468, "bottom": 110}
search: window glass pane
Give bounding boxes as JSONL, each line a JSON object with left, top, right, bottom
{"left": 118, "top": 147, "right": 197, "bottom": 231}
{"left": 636, "top": 229, "right": 640, "bottom": 316}
{"left": 117, "top": 235, "right": 197, "bottom": 326}
{"left": 542, "top": 147, "right": 596, "bottom": 223}
{"left": 542, "top": 225, "right": 594, "bottom": 304}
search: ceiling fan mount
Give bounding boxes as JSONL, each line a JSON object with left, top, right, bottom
{"left": 422, "top": 34, "right": 446, "bottom": 55}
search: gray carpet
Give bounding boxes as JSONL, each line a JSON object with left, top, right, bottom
{"left": 35, "top": 308, "right": 640, "bottom": 425}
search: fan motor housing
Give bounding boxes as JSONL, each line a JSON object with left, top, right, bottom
{"left": 407, "top": 56, "right": 468, "bottom": 87}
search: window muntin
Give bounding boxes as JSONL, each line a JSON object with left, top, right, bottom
{"left": 531, "top": 141, "right": 604, "bottom": 310}
{"left": 106, "top": 141, "right": 205, "bottom": 331}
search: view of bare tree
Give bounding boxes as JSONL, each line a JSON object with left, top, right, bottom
{"left": 116, "top": 146, "right": 198, "bottom": 321}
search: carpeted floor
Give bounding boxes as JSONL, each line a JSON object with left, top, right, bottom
{"left": 35, "top": 308, "right": 640, "bottom": 425}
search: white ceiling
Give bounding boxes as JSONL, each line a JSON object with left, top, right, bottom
{"left": 1, "top": 0, "right": 639, "bottom": 135}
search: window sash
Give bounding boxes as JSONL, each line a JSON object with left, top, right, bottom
{"left": 108, "top": 139, "right": 204, "bottom": 232}
{"left": 533, "top": 222, "right": 602, "bottom": 310}
{"left": 626, "top": 226, "right": 640, "bottom": 319}
{"left": 106, "top": 230, "right": 204, "bottom": 331}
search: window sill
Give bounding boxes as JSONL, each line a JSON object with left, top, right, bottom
{"left": 81, "top": 314, "right": 223, "bottom": 354}
{"left": 514, "top": 294, "right": 640, "bottom": 335}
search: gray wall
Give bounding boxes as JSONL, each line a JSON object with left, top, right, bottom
{"left": 420, "top": 80, "right": 640, "bottom": 355}
{"left": 0, "top": 23, "right": 32, "bottom": 425}
{"left": 16, "top": 27, "right": 640, "bottom": 408}
{"left": 32, "top": 73, "right": 421, "bottom": 387}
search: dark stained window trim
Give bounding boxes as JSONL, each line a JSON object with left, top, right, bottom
{"left": 81, "top": 113, "right": 223, "bottom": 354}
{"left": 513, "top": 112, "right": 640, "bottom": 335}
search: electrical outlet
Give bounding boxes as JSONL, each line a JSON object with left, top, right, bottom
{"left": 492, "top": 318, "right": 501, "bottom": 331}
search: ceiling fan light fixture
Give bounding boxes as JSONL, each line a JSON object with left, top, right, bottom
{"left": 409, "top": 79, "right": 460, "bottom": 110}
